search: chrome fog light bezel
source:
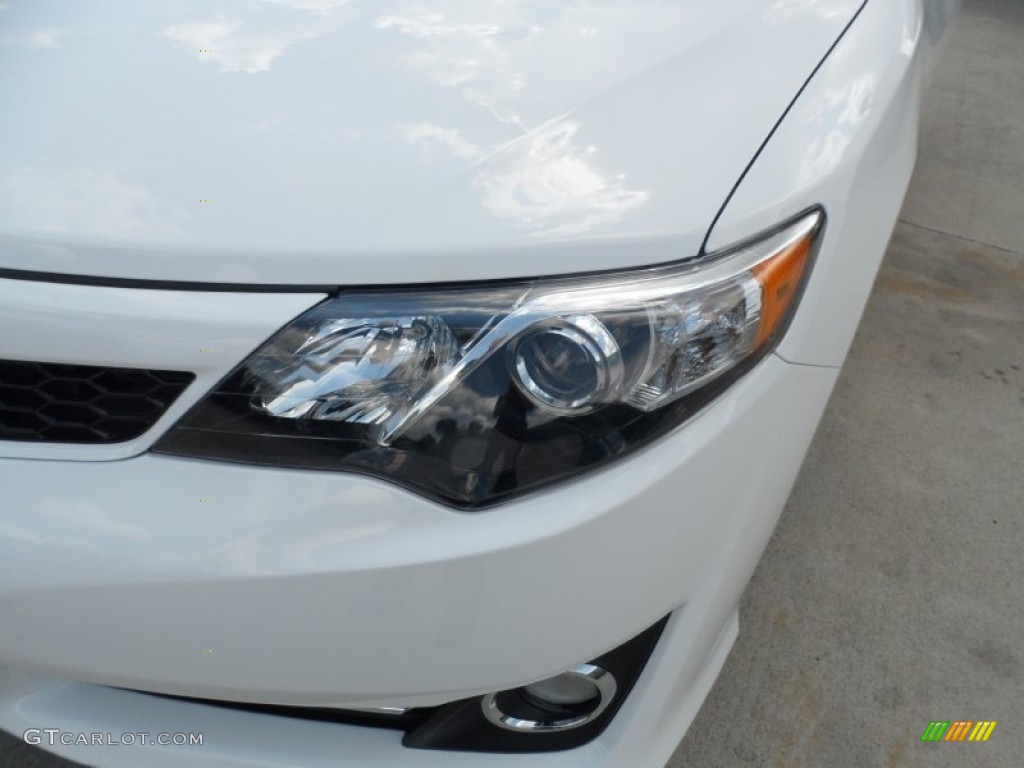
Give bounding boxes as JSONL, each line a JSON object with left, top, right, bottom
{"left": 403, "top": 616, "right": 669, "bottom": 753}
{"left": 481, "top": 663, "right": 618, "bottom": 733}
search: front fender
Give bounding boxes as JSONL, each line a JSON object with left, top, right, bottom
{"left": 705, "top": 0, "right": 940, "bottom": 368}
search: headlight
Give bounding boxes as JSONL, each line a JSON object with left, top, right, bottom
{"left": 154, "top": 210, "right": 822, "bottom": 508}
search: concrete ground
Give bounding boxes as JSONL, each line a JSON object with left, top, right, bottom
{"left": 1, "top": 1, "right": 1021, "bottom": 767}
{"left": 668, "top": 1, "right": 1024, "bottom": 766}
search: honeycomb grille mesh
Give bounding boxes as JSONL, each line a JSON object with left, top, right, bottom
{"left": 0, "top": 359, "right": 194, "bottom": 444}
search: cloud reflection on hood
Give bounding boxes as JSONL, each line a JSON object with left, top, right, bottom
{"left": 473, "top": 118, "right": 650, "bottom": 237}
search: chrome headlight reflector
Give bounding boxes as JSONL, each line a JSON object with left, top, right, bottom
{"left": 155, "top": 211, "right": 822, "bottom": 507}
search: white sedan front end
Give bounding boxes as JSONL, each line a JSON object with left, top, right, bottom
{"left": 0, "top": 0, "right": 957, "bottom": 765}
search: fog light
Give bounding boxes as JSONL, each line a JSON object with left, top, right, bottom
{"left": 403, "top": 617, "right": 668, "bottom": 752}
{"left": 523, "top": 672, "right": 602, "bottom": 707}
{"left": 481, "top": 664, "right": 618, "bottom": 733}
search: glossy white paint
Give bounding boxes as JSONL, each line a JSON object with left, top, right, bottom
{"left": 0, "top": 278, "right": 324, "bottom": 461}
{"left": 0, "top": 610, "right": 737, "bottom": 768}
{"left": 0, "top": 0, "right": 862, "bottom": 284}
{"left": 0, "top": 356, "right": 836, "bottom": 767}
{"left": 706, "top": 0, "right": 957, "bottom": 367}
{"left": 0, "top": 356, "right": 837, "bottom": 706}
{"left": 0, "top": 0, "right": 959, "bottom": 766}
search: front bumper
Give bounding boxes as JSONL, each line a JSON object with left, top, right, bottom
{"left": 0, "top": 609, "right": 737, "bottom": 768}
{"left": 0, "top": 351, "right": 839, "bottom": 767}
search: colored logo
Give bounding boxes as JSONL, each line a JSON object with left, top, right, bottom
{"left": 921, "top": 721, "right": 997, "bottom": 742}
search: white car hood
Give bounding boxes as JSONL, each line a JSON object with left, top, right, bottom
{"left": 0, "top": 0, "right": 863, "bottom": 285}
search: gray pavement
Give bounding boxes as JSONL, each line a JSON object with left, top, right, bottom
{"left": 669, "top": 1, "right": 1024, "bottom": 765}
{"left": 2, "top": 1, "right": 1021, "bottom": 766}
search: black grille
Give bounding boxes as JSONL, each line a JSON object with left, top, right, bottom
{"left": 0, "top": 359, "right": 194, "bottom": 444}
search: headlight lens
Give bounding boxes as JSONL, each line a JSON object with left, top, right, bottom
{"left": 154, "top": 210, "right": 822, "bottom": 508}
{"left": 511, "top": 315, "right": 625, "bottom": 415}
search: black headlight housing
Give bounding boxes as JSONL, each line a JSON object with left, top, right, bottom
{"left": 154, "top": 211, "right": 822, "bottom": 508}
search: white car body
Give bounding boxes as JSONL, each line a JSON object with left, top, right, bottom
{"left": 0, "top": 1, "right": 957, "bottom": 766}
